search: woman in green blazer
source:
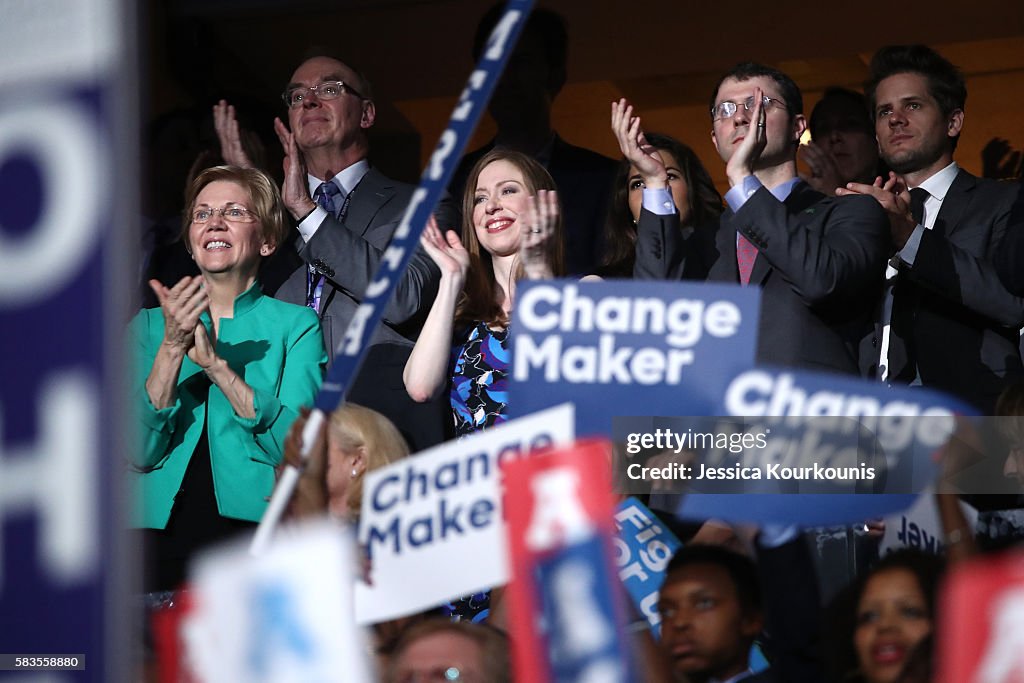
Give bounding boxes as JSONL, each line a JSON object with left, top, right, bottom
{"left": 132, "top": 165, "right": 326, "bottom": 590}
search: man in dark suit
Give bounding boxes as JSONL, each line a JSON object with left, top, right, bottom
{"left": 994, "top": 178, "right": 1024, "bottom": 296}
{"left": 450, "top": 6, "right": 618, "bottom": 275}
{"left": 839, "top": 45, "right": 1024, "bottom": 412}
{"left": 272, "top": 52, "right": 457, "bottom": 451}
{"left": 628, "top": 63, "right": 889, "bottom": 374}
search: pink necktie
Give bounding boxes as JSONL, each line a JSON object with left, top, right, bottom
{"left": 737, "top": 234, "right": 758, "bottom": 285}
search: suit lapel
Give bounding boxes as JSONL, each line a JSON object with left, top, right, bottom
{"left": 932, "top": 169, "right": 974, "bottom": 238}
{"left": 729, "top": 181, "right": 823, "bottom": 287}
{"left": 344, "top": 168, "right": 397, "bottom": 236}
{"left": 711, "top": 213, "right": 740, "bottom": 283}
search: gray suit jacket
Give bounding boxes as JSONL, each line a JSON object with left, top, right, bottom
{"left": 276, "top": 167, "right": 457, "bottom": 358}
{"left": 275, "top": 167, "right": 458, "bottom": 451}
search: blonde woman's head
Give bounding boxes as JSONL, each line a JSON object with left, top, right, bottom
{"left": 325, "top": 403, "right": 410, "bottom": 519}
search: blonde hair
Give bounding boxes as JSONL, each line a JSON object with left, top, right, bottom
{"left": 180, "top": 165, "right": 289, "bottom": 253}
{"left": 328, "top": 403, "right": 410, "bottom": 517}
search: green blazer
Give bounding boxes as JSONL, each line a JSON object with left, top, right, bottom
{"left": 130, "top": 283, "right": 326, "bottom": 528}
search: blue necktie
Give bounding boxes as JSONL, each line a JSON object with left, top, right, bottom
{"left": 306, "top": 181, "right": 344, "bottom": 312}
{"left": 314, "top": 181, "right": 344, "bottom": 217}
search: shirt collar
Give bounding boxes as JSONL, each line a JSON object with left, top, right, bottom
{"left": 199, "top": 280, "right": 263, "bottom": 325}
{"left": 770, "top": 177, "right": 802, "bottom": 202}
{"left": 306, "top": 159, "right": 371, "bottom": 198}
{"left": 711, "top": 669, "right": 755, "bottom": 683}
{"left": 913, "top": 160, "right": 959, "bottom": 201}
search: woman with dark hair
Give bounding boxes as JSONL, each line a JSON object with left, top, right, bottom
{"left": 829, "top": 549, "right": 945, "bottom": 683}
{"left": 404, "top": 148, "right": 564, "bottom": 437}
{"left": 801, "top": 87, "right": 887, "bottom": 195}
{"left": 598, "top": 125, "right": 723, "bottom": 278}
{"left": 132, "top": 165, "right": 326, "bottom": 590}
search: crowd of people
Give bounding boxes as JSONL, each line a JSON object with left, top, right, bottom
{"left": 132, "top": 5, "right": 1024, "bottom": 681}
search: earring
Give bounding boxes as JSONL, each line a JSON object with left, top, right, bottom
{"left": 351, "top": 468, "right": 359, "bottom": 477}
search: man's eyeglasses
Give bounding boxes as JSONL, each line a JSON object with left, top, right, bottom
{"left": 191, "top": 205, "right": 257, "bottom": 224}
{"left": 711, "top": 95, "right": 787, "bottom": 121}
{"left": 281, "top": 81, "right": 367, "bottom": 108}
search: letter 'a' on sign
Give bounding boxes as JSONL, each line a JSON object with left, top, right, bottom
{"left": 502, "top": 439, "right": 638, "bottom": 683}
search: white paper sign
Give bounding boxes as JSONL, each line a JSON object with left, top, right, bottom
{"left": 356, "top": 403, "right": 575, "bottom": 624}
{"left": 183, "top": 520, "right": 374, "bottom": 683}
{"left": 881, "top": 486, "right": 978, "bottom": 557}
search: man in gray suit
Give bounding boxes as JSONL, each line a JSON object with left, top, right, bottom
{"left": 840, "top": 45, "right": 1024, "bottom": 412}
{"left": 273, "top": 52, "right": 457, "bottom": 451}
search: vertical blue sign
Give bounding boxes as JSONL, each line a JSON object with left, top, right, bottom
{"left": 0, "top": 2, "right": 133, "bottom": 680}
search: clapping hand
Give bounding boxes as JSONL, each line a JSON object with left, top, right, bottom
{"left": 798, "top": 140, "right": 844, "bottom": 194}
{"left": 725, "top": 86, "right": 768, "bottom": 187}
{"left": 836, "top": 171, "right": 916, "bottom": 248}
{"left": 420, "top": 214, "right": 470, "bottom": 282}
{"left": 520, "top": 190, "right": 558, "bottom": 280}
{"left": 273, "top": 117, "right": 316, "bottom": 220}
{"left": 187, "top": 321, "right": 219, "bottom": 370}
{"left": 149, "top": 276, "right": 209, "bottom": 353}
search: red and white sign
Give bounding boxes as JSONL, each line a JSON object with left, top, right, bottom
{"left": 503, "top": 439, "right": 636, "bottom": 683}
{"left": 938, "top": 549, "right": 1024, "bottom": 683}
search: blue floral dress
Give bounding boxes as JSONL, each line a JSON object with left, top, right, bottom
{"left": 449, "top": 322, "right": 510, "bottom": 438}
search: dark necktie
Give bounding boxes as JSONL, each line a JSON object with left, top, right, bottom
{"left": 886, "top": 187, "right": 930, "bottom": 383}
{"left": 737, "top": 234, "right": 758, "bottom": 285}
{"left": 909, "top": 187, "right": 928, "bottom": 226}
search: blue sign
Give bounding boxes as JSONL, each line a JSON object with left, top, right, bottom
{"left": 510, "top": 280, "right": 761, "bottom": 436}
{"left": 677, "top": 367, "right": 977, "bottom": 525}
{"left": 612, "top": 498, "right": 681, "bottom": 638}
{"left": 0, "top": 2, "right": 130, "bottom": 679}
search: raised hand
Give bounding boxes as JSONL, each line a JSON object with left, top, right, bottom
{"left": 981, "top": 137, "right": 1024, "bottom": 180}
{"left": 798, "top": 140, "right": 844, "bottom": 194}
{"left": 213, "top": 100, "right": 254, "bottom": 168}
{"left": 420, "top": 214, "right": 470, "bottom": 281}
{"left": 611, "top": 98, "right": 668, "bottom": 188}
{"left": 274, "top": 117, "right": 317, "bottom": 220}
{"left": 149, "top": 276, "right": 208, "bottom": 352}
{"left": 520, "top": 190, "right": 558, "bottom": 280}
{"left": 725, "top": 86, "right": 768, "bottom": 187}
